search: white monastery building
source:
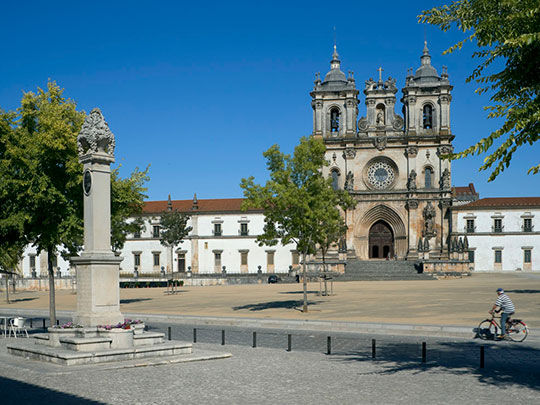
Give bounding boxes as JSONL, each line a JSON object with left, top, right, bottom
{"left": 18, "top": 43, "right": 540, "bottom": 277}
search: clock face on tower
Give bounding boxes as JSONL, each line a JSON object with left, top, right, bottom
{"left": 83, "top": 170, "right": 92, "bottom": 195}
{"left": 367, "top": 161, "right": 395, "bottom": 189}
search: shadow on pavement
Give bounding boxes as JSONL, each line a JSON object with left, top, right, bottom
{"left": 232, "top": 300, "right": 321, "bottom": 311}
{"left": 278, "top": 291, "right": 319, "bottom": 295}
{"left": 0, "top": 376, "right": 104, "bottom": 404}
{"left": 332, "top": 341, "right": 540, "bottom": 390}
{"left": 120, "top": 298, "right": 153, "bottom": 304}
{"left": 505, "top": 289, "right": 540, "bottom": 294}
{"left": 8, "top": 298, "right": 38, "bottom": 303}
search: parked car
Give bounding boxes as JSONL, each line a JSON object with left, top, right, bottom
{"left": 267, "top": 275, "right": 281, "bottom": 284}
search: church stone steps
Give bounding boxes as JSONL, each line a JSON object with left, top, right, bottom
{"left": 341, "top": 260, "right": 435, "bottom": 281}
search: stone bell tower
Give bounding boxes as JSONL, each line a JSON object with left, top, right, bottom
{"left": 71, "top": 108, "right": 124, "bottom": 327}
{"left": 311, "top": 46, "right": 359, "bottom": 139}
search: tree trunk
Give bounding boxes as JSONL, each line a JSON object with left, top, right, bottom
{"left": 322, "top": 249, "right": 328, "bottom": 296}
{"left": 47, "top": 246, "right": 57, "bottom": 326}
{"left": 5, "top": 275, "right": 9, "bottom": 304}
{"left": 302, "top": 251, "right": 308, "bottom": 313}
{"left": 170, "top": 245, "right": 174, "bottom": 275}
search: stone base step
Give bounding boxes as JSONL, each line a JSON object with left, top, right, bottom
{"left": 7, "top": 340, "right": 194, "bottom": 366}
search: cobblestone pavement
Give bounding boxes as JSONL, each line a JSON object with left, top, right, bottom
{"left": 0, "top": 317, "right": 539, "bottom": 404}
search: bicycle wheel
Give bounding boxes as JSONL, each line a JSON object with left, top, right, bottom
{"left": 477, "top": 320, "right": 497, "bottom": 340}
{"left": 507, "top": 320, "right": 528, "bottom": 342}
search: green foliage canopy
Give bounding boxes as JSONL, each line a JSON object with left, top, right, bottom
{"left": 241, "top": 136, "right": 354, "bottom": 255}
{"left": 419, "top": 0, "right": 540, "bottom": 180}
{"left": 159, "top": 208, "right": 192, "bottom": 248}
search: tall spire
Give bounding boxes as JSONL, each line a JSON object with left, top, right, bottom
{"left": 192, "top": 193, "right": 199, "bottom": 211}
{"left": 167, "top": 194, "right": 172, "bottom": 211}
{"left": 330, "top": 45, "right": 341, "bottom": 70}
{"left": 421, "top": 40, "right": 432, "bottom": 66}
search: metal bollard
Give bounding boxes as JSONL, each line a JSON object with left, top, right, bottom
{"left": 252, "top": 332, "right": 257, "bottom": 348}
{"left": 168, "top": 326, "right": 171, "bottom": 341}
{"left": 193, "top": 328, "right": 197, "bottom": 343}
{"left": 43, "top": 319, "right": 46, "bottom": 329}
{"left": 422, "top": 342, "right": 427, "bottom": 363}
{"left": 30, "top": 319, "right": 33, "bottom": 328}
{"left": 287, "top": 334, "right": 292, "bottom": 352}
{"left": 372, "top": 339, "right": 376, "bottom": 359}
{"left": 480, "top": 345, "right": 485, "bottom": 369}
{"left": 327, "top": 336, "right": 331, "bottom": 355}
{"left": 57, "top": 319, "right": 60, "bottom": 326}
{"left": 221, "top": 330, "right": 225, "bottom": 345}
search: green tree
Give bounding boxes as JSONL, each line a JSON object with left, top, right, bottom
{"left": 317, "top": 220, "right": 348, "bottom": 297}
{"left": 111, "top": 166, "right": 149, "bottom": 253}
{"left": 0, "top": 81, "right": 150, "bottom": 324}
{"left": 0, "top": 243, "right": 24, "bottom": 304}
{"left": 240, "top": 136, "right": 355, "bottom": 312}
{"left": 159, "top": 197, "right": 192, "bottom": 274}
{"left": 419, "top": 0, "right": 540, "bottom": 180}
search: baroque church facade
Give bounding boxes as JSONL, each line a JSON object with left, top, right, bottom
{"left": 314, "top": 43, "right": 454, "bottom": 262}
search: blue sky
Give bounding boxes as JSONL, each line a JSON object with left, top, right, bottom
{"left": 1, "top": 0, "right": 538, "bottom": 201}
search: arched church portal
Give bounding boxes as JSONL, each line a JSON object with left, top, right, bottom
{"left": 369, "top": 220, "right": 394, "bottom": 259}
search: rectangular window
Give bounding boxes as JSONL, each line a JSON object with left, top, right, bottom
{"left": 153, "top": 225, "right": 160, "bottom": 238}
{"left": 134, "top": 254, "right": 141, "bottom": 267}
{"left": 241, "top": 252, "right": 248, "bottom": 266}
{"left": 214, "top": 252, "right": 221, "bottom": 267}
{"left": 468, "top": 250, "right": 475, "bottom": 263}
{"left": 523, "top": 218, "right": 533, "bottom": 232}
{"left": 267, "top": 251, "right": 275, "bottom": 266}
{"left": 493, "top": 219, "right": 503, "bottom": 233}
{"left": 153, "top": 253, "right": 160, "bottom": 266}
{"left": 292, "top": 251, "right": 299, "bottom": 266}
{"left": 240, "top": 223, "right": 248, "bottom": 236}
{"left": 29, "top": 255, "right": 36, "bottom": 268}
{"left": 214, "top": 223, "right": 222, "bottom": 236}
{"left": 524, "top": 249, "right": 532, "bottom": 263}
{"left": 177, "top": 253, "right": 186, "bottom": 272}
{"left": 494, "top": 250, "right": 502, "bottom": 264}
{"left": 466, "top": 219, "right": 475, "bottom": 233}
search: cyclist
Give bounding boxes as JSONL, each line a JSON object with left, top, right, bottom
{"left": 489, "top": 288, "right": 515, "bottom": 339}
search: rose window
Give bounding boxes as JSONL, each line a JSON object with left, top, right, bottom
{"left": 367, "top": 161, "right": 395, "bottom": 189}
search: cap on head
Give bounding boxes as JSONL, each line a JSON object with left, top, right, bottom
{"left": 496, "top": 288, "right": 504, "bottom": 293}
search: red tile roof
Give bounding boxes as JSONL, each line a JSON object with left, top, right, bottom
{"left": 452, "top": 183, "right": 477, "bottom": 196}
{"left": 142, "top": 198, "right": 261, "bottom": 214}
{"left": 456, "top": 197, "right": 540, "bottom": 209}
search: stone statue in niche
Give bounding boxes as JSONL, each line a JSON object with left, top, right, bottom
{"left": 338, "top": 237, "right": 347, "bottom": 253}
{"left": 423, "top": 237, "right": 430, "bottom": 252}
{"left": 407, "top": 170, "right": 417, "bottom": 190}
{"left": 440, "top": 168, "right": 451, "bottom": 189}
{"left": 376, "top": 112, "right": 384, "bottom": 125}
{"left": 344, "top": 171, "right": 354, "bottom": 191}
{"left": 422, "top": 201, "right": 436, "bottom": 237}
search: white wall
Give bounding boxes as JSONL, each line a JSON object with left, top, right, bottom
{"left": 457, "top": 208, "right": 540, "bottom": 272}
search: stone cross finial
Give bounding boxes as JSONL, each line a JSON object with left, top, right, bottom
{"left": 377, "top": 67, "right": 383, "bottom": 82}
{"left": 77, "top": 108, "right": 115, "bottom": 157}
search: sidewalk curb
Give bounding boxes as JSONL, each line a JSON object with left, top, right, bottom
{"left": 2, "top": 308, "right": 537, "bottom": 340}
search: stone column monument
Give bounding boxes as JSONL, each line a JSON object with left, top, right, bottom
{"left": 71, "top": 108, "right": 124, "bottom": 327}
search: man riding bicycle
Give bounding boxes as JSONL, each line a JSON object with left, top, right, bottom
{"left": 489, "top": 288, "right": 515, "bottom": 339}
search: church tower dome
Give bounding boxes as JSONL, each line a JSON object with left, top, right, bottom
{"left": 311, "top": 46, "right": 359, "bottom": 138}
{"left": 401, "top": 41, "right": 453, "bottom": 136}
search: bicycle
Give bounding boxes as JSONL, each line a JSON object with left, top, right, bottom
{"left": 477, "top": 313, "right": 529, "bottom": 342}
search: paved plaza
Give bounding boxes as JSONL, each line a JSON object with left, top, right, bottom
{"left": 2, "top": 273, "right": 540, "bottom": 327}
{"left": 1, "top": 272, "right": 539, "bottom": 403}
